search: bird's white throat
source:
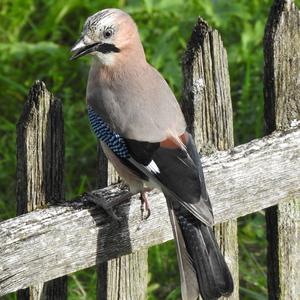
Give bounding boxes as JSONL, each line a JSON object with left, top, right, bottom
{"left": 91, "top": 51, "right": 116, "bottom": 66}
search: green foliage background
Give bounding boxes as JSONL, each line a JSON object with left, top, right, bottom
{"left": 1, "top": 0, "right": 299, "bottom": 299}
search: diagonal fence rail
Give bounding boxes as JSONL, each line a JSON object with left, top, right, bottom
{"left": 0, "top": 127, "right": 299, "bottom": 296}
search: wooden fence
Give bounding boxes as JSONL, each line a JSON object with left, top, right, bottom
{"left": 0, "top": 0, "right": 299, "bottom": 299}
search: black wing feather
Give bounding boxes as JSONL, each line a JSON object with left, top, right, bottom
{"left": 123, "top": 134, "right": 233, "bottom": 299}
{"left": 124, "top": 134, "right": 213, "bottom": 225}
{"left": 125, "top": 138, "right": 159, "bottom": 165}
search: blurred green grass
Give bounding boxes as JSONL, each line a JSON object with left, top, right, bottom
{"left": 1, "top": 0, "right": 299, "bottom": 299}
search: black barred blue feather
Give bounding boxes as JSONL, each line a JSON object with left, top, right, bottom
{"left": 87, "top": 106, "right": 129, "bottom": 158}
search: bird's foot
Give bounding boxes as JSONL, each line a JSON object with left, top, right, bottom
{"left": 82, "top": 192, "right": 122, "bottom": 223}
{"left": 119, "top": 180, "right": 128, "bottom": 190}
{"left": 140, "top": 191, "right": 151, "bottom": 220}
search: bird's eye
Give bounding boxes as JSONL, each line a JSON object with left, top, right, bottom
{"left": 104, "top": 29, "right": 113, "bottom": 39}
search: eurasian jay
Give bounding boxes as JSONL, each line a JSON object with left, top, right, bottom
{"left": 71, "top": 8, "right": 233, "bottom": 300}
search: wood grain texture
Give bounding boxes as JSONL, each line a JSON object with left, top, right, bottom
{"left": 264, "top": 1, "right": 300, "bottom": 299}
{"left": 16, "top": 81, "right": 67, "bottom": 299}
{"left": 182, "top": 18, "right": 238, "bottom": 299}
{"left": 97, "top": 250, "right": 148, "bottom": 300}
{"left": 1, "top": 128, "right": 299, "bottom": 297}
{"left": 264, "top": 0, "right": 300, "bottom": 134}
{"left": 96, "top": 141, "right": 148, "bottom": 300}
{"left": 182, "top": 18, "right": 233, "bottom": 153}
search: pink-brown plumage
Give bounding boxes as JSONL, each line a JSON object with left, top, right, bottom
{"left": 71, "top": 8, "right": 233, "bottom": 300}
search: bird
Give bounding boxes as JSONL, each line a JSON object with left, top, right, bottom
{"left": 70, "top": 8, "right": 233, "bottom": 300}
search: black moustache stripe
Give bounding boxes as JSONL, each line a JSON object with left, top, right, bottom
{"left": 70, "top": 42, "right": 120, "bottom": 61}
{"left": 96, "top": 43, "right": 120, "bottom": 54}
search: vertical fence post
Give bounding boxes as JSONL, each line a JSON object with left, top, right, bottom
{"left": 96, "top": 146, "right": 148, "bottom": 299}
{"left": 16, "top": 81, "right": 67, "bottom": 299}
{"left": 264, "top": 0, "right": 300, "bottom": 299}
{"left": 182, "top": 18, "right": 239, "bottom": 299}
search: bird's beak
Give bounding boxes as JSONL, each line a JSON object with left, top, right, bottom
{"left": 70, "top": 39, "right": 100, "bottom": 61}
{"left": 70, "top": 39, "right": 121, "bottom": 61}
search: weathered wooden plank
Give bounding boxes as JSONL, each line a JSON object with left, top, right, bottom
{"left": 97, "top": 250, "right": 148, "bottom": 300}
{"left": 182, "top": 18, "right": 238, "bottom": 300}
{"left": 182, "top": 19, "right": 233, "bottom": 151}
{"left": 264, "top": 1, "right": 300, "bottom": 299}
{"left": 16, "top": 81, "right": 67, "bottom": 299}
{"left": 96, "top": 141, "right": 148, "bottom": 300}
{"left": 0, "top": 129, "right": 299, "bottom": 296}
{"left": 264, "top": 0, "right": 300, "bottom": 134}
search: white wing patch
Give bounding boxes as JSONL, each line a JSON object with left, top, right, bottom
{"left": 146, "top": 160, "right": 160, "bottom": 174}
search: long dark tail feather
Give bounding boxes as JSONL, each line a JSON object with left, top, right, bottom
{"left": 167, "top": 197, "right": 234, "bottom": 300}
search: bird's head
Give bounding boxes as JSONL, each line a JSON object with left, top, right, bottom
{"left": 70, "top": 8, "right": 144, "bottom": 65}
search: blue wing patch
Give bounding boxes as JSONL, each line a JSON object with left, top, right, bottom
{"left": 87, "top": 106, "right": 129, "bottom": 158}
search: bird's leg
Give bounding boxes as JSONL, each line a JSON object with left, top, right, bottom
{"left": 83, "top": 191, "right": 130, "bottom": 222}
{"left": 139, "top": 190, "right": 151, "bottom": 220}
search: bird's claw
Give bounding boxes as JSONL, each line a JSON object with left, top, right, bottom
{"left": 140, "top": 205, "right": 151, "bottom": 220}
{"left": 82, "top": 192, "right": 122, "bottom": 223}
{"left": 140, "top": 192, "right": 151, "bottom": 220}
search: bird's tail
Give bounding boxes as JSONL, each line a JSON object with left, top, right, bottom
{"left": 167, "top": 198, "right": 234, "bottom": 300}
